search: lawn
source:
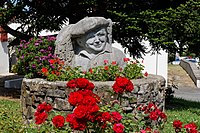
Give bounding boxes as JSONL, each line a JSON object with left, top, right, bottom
{"left": 0, "top": 98, "right": 200, "bottom": 132}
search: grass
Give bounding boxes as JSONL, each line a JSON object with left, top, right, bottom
{"left": 0, "top": 98, "right": 200, "bottom": 132}
{"left": 163, "top": 98, "right": 200, "bottom": 132}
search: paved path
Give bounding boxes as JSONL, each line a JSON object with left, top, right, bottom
{"left": 168, "top": 64, "right": 200, "bottom": 102}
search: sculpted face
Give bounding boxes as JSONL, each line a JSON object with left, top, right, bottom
{"left": 77, "top": 28, "right": 107, "bottom": 54}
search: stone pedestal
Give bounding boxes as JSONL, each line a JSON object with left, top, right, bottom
{"left": 21, "top": 75, "right": 166, "bottom": 124}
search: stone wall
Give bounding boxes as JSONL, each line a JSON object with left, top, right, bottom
{"left": 21, "top": 74, "right": 165, "bottom": 124}
{"left": 180, "top": 59, "right": 200, "bottom": 88}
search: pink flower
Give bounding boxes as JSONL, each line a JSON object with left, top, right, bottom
{"left": 104, "top": 60, "right": 109, "bottom": 64}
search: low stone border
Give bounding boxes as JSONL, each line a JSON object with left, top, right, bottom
{"left": 180, "top": 59, "right": 200, "bottom": 88}
{"left": 21, "top": 74, "right": 165, "bottom": 124}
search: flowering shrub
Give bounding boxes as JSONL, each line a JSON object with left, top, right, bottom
{"left": 33, "top": 78, "right": 166, "bottom": 133}
{"left": 14, "top": 36, "right": 60, "bottom": 78}
{"left": 173, "top": 120, "right": 199, "bottom": 133}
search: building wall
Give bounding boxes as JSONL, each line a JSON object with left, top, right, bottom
{"left": 0, "top": 27, "right": 9, "bottom": 74}
{"left": 113, "top": 40, "right": 168, "bottom": 86}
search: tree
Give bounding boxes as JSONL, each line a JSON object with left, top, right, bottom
{"left": 1, "top": 0, "right": 192, "bottom": 57}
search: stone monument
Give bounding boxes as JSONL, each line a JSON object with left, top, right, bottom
{"left": 54, "top": 17, "right": 126, "bottom": 71}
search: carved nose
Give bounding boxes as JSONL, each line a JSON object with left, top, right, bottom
{"left": 94, "top": 36, "right": 100, "bottom": 43}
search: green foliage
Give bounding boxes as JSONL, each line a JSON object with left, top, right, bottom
{"left": 123, "top": 61, "right": 144, "bottom": 79}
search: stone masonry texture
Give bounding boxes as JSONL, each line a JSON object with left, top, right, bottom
{"left": 21, "top": 74, "right": 165, "bottom": 124}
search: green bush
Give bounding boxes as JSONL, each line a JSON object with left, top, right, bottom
{"left": 14, "top": 36, "right": 57, "bottom": 78}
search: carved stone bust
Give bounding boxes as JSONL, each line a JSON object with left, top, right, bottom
{"left": 55, "top": 17, "right": 126, "bottom": 71}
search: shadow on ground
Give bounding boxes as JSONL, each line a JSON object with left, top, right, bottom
{"left": 0, "top": 87, "right": 20, "bottom": 99}
{"left": 166, "top": 97, "right": 200, "bottom": 111}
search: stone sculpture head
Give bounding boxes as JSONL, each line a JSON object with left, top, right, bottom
{"left": 76, "top": 27, "right": 107, "bottom": 54}
{"left": 54, "top": 17, "right": 125, "bottom": 71}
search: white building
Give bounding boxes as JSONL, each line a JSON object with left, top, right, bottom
{"left": 113, "top": 40, "right": 168, "bottom": 86}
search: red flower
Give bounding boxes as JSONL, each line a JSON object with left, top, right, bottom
{"left": 89, "top": 68, "right": 93, "bottom": 74}
{"left": 112, "top": 83, "right": 124, "bottom": 94}
{"left": 173, "top": 120, "right": 183, "bottom": 129}
{"left": 36, "top": 102, "right": 52, "bottom": 114}
{"left": 45, "top": 104, "right": 53, "bottom": 112}
{"left": 66, "top": 113, "right": 76, "bottom": 124}
{"left": 35, "top": 112, "right": 48, "bottom": 125}
{"left": 184, "top": 122, "right": 197, "bottom": 133}
{"left": 52, "top": 115, "right": 65, "bottom": 128}
{"left": 101, "top": 112, "right": 111, "bottom": 122}
{"left": 104, "top": 66, "right": 109, "bottom": 70}
{"left": 66, "top": 114, "right": 86, "bottom": 131}
{"left": 41, "top": 67, "right": 48, "bottom": 73}
{"left": 149, "top": 111, "right": 159, "bottom": 121}
{"left": 104, "top": 60, "right": 109, "bottom": 64}
{"left": 76, "top": 78, "right": 89, "bottom": 89}
{"left": 89, "top": 104, "right": 100, "bottom": 113}
{"left": 123, "top": 58, "right": 130, "bottom": 62}
{"left": 67, "top": 79, "right": 77, "bottom": 89}
{"left": 159, "top": 112, "right": 167, "bottom": 119}
{"left": 115, "top": 77, "right": 129, "bottom": 88}
{"left": 112, "top": 77, "right": 134, "bottom": 93}
{"left": 85, "top": 82, "right": 95, "bottom": 90}
{"left": 112, "top": 61, "right": 117, "bottom": 65}
{"left": 144, "top": 72, "right": 148, "bottom": 77}
{"left": 49, "top": 59, "right": 56, "bottom": 64}
{"left": 74, "top": 105, "right": 88, "bottom": 118}
{"left": 82, "top": 95, "right": 97, "bottom": 105}
{"left": 125, "top": 81, "right": 134, "bottom": 92}
{"left": 111, "top": 112, "right": 122, "bottom": 123}
{"left": 68, "top": 92, "right": 83, "bottom": 106}
{"left": 113, "top": 123, "right": 124, "bottom": 133}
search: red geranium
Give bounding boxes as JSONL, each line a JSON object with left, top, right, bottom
{"left": 125, "top": 81, "right": 134, "bottom": 92}
{"left": 144, "top": 71, "right": 148, "bottom": 77}
{"left": 113, "top": 123, "right": 124, "bottom": 133}
{"left": 74, "top": 105, "right": 88, "bottom": 118}
{"left": 41, "top": 67, "right": 48, "bottom": 74}
{"left": 159, "top": 112, "right": 167, "bottom": 119}
{"left": 67, "top": 79, "right": 77, "bottom": 89}
{"left": 112, "top": 83, "right": 124, "bottom": 94}
{"left": 173, "top": 120, "right": 183, "bottom": 129}
{"left": 104, "top": 66, "right": 109, "bottom": 70}
{"left": 35, "top": 112, "right": 48, "bottom": 125}
{"left": 149, "top": 111, "right": 159, "bottom": 121}
{"left": 184, "top": 122, "right": 198, "bottom": 133}
{"left": 76, "top": 78, "right": 89, "bottom": 89}
{"left": 85, "top": 82, "right": 95, "bottom": 90}
{"left": 111, "top": 112, "right": 122, "bottom": 123}
{"left": 101, "top": 112, "right": 111, "bottom": 122}
{"left": 68, "top": 91, "right": 83, "bottom": 106}
{"left": 49, "top": 59, "right": 56, "bottom": 64}
{"left": 104, "top": 60, "right": 109, "bottom": 64}
{"left": 52, "top": 115, "right": 65, "bottom": 128}
{"left": 82, "top": 95, "right": 97, "bottom": 105}
{"left": 112, "top": 77, "right": 134, "bottom": 93}
{"left": 123, "top": 58, "right": 130, "bottom": 62}
{"left": 112, "top": 61, "right": 117, "bottom": 65}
